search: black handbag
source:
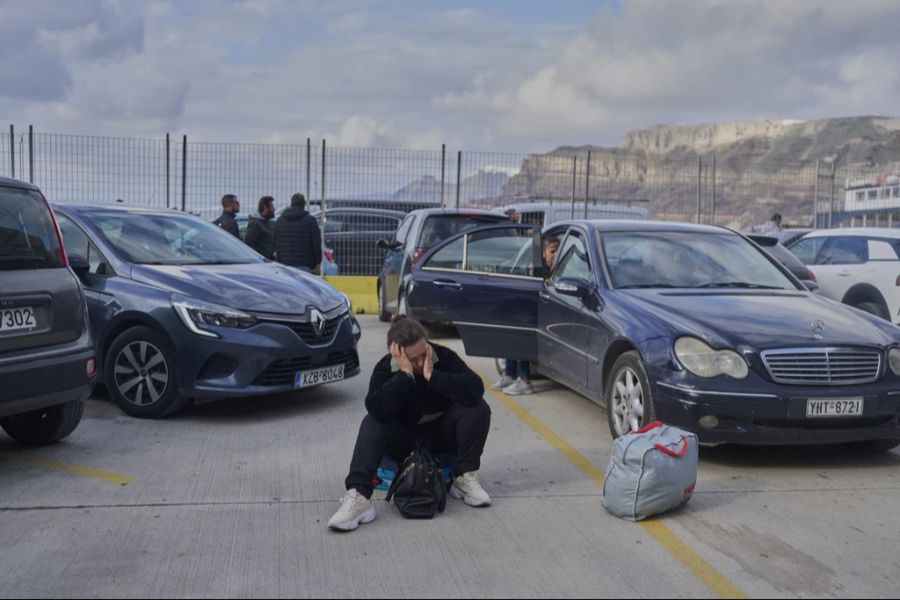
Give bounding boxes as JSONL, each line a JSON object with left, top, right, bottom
{"left": 385, "top": 442, "right": 447, "bottom": 519}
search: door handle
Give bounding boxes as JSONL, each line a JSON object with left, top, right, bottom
{"left": 838, "top": 271, "right": 851, "bottom": 277}
{"left": 539, "top": 290, "right": 551, "bottom": 301}
{"left": 433, "top": 280, "right": 463, "bottom": 291}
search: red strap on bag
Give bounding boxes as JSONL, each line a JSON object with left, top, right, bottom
{"left": 636, "top": 421, "right": 664, "bottom": 434}
{"left": 654, "top": 435, "right": 690, "bottom": 458}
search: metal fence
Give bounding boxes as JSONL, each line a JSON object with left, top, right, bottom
{"left": 6, "top": 124, "right": 900, "bottom": 275}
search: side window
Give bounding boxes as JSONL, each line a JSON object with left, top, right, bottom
{"left": 395, "top": 215, "right": 414, "bottom": 244}
{"left": 789, "top": 237, "right": 824, "bottom": 265}
{"left": 552, "top": 232, "right": 592, "bottom": 282}
{"left": 868, "top": 239, "right": 897, "bottom": 261}
{"left": 821, "top": 237, "right": 868, "bottom": 265}
{"left": 57, "top": 215, "right": 89, "bottom": 260}
{"left": 423, "top": 236, "right": 464, "bottom": 270}
{"left": 87, "top": 243, "right": 111, "bottom": 276}
{"left": 465, "top": 228, "right": 536, "bottom": 276}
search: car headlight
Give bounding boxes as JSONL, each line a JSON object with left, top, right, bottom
{"left": 675, "top": 337, "right": 749, "bottom": 379}
{"left": 890, "top": 348, "right": 900, "bottom": 376}
{"left": 172, "top": 295, "right": 257, "bottom": 338}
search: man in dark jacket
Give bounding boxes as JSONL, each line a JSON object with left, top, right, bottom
{"left": 213, "top": 194, "right": 240, "bottom": 238}
{"left": 328, "top": 316, "right": 492, "bottom": 532}
{"left": 275, "top": 193, "right": 322, "bottom": 272}
{"left": 244, "top": 196, "right": 276, "bottom": 259}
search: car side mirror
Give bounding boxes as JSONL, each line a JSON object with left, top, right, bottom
{"left": 554, "top": 277, "right": 591, "bottom": 299}
{"left": 69, "top": 254, "right": 90, "bottom": 276}
{"left": 376, "top": 239, "right": 393, "bottom": 250}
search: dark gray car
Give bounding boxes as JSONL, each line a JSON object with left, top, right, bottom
{"left": 0, "top": 177, "right": 94, "bottom": 445}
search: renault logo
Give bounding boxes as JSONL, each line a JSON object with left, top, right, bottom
{"left": 811, "top": 320, "right": 826, "bottom": 340}
{"left": 310, "top": 309, "right": 326, "bottom": 337}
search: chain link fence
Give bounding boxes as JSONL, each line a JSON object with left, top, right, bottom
{"left": 7, "top": 124, "right": 899, "bottom": 275}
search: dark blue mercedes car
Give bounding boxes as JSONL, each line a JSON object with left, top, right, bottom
{"left": 406, "top": 221, "right": 900, "bottom": 449}
{"left": 53, "top": 205, "right": 361, "bottom": 419}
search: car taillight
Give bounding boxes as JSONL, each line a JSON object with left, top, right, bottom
{"left": 807, "top": 270, "right": 817, "bottom": 283}
{"left": 412, "top": 247, "right": 426, "bottom": 267}
{"left": 87, "top": 358, "right": 96, "bottom": 377}
{"left": 324, "top": 248, "right": 335, "bottom": 262}
{"left": 40, "top": 191, "right": 68, "bottom": 267}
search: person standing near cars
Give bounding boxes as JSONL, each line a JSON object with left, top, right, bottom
{"left": 328, "top": 315, "right": 492, "bottom": 532}
{"left": 244, "top": 196, "right": 277, "bottom": 259}
{"left": 493, "top": 236, "right": 560, "bottom": 395}
{"left": 213, "top": 194, "right": 240, "bottom": 238}
{"left": 275, "top": 193, "right": 322, "bottom": 272}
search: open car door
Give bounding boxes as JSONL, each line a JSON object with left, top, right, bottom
{"left": 407, "top": 224, "right": 544, "bottom": 361}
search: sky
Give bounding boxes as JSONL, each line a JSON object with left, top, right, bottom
{"left": 2, "top": 0, "right": 899, "bottom": 153}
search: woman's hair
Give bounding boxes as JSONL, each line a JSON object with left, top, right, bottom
{"left": 387, "top": 314, "right": 427, "bottom": 348}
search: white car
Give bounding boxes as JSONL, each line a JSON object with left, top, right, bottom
{"left": 789, "top": 228, "right": 900, "bottom": 324}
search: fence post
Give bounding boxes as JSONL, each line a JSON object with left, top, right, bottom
{"left": 696, "top": 155, "right": 702, "bottom": 224}
{"left": 321, "top": 139, "right": 326, "bottom": 273}
{"left": 306, "top": 138, "right": 311, "bottom": 201}
{"left": 165, "top": 133, "right": 170, "bottom": 210}
{"left": 571, "top": 156, "right": 577, "bottom": 219}
{"left": 9, "top": 124, "right": 14, "bottom": 179}
{"left": 584, "top": 150, "right": 591, "bottom": 219}
{"left": 181, "top": 135, "right": 187, "bottom": 212}
{"left": 455, "top": 151, "right": 462, "bottom": 209}
{"left": 28, "top": 125, "right": 34, "bottom": 183}
{"left": 828, "top": 161, "right": 836, "bottom": 228}
{"left": 440, "top": 144, "right": 446, "bottom": 207}
{"left": 813, "top": 159, "right": 820, "bottom": 229}
{"left": 710, "top": 154, "right": 717, "bottom": 225}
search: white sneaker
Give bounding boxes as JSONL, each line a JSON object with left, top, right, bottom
{"left": 503, "top": 378, "right": 534, "bottom": 396}
{"left": 492, "top": 375, "right": 515, "bottom": 390}
{"left": 450, "top": 472, "right": 492, "bottom": 507}
{"left": 328, "top": 489, "right": 376, "bottom": 532}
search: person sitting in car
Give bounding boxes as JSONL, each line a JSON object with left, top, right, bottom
{"left": 328, "top": 315, "right": 492, "bottom": 532}
{"left": 493, "top": 236, "right": 560, "bottom": 396}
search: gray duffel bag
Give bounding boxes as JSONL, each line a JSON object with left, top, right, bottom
{"left": 602, "top": 421, "right": 698, "bottom": 521}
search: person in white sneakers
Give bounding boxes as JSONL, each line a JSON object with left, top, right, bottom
{"left": 491, "top": 236, "right": 560, "bottom": 397}
{"left": 329, "top": 316, "right": 492, "bottom": 532}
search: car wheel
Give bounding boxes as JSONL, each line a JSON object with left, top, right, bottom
{"left": 606, "top": 351, "right": 656, "bottom": 439}
{"left": 105, "top": 327, "right": 184, "bottom": 419}
{"left": 0, "top": 400, "right": 84, "bottom": 446}
{"left": 853, "top": 301, "right": 889, "bottom": 321}
{"left": 378, "top": 284, "right": 391, "bottom": 323}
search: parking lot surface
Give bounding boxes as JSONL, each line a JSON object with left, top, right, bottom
{"left": 2, "top": 316, "right": 899, "bottom": 598}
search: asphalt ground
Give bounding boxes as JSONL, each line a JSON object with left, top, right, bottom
{"left": 1, "top": 316, "right": 899, "bottom": 598}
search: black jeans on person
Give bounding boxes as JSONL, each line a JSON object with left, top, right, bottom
{"left": 345, "top": 399, "right": 492, "bottom": 499}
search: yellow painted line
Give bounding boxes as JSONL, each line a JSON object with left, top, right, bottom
{"left": 16, "top": 456, "right": 133, "bottom": 485}
{"left": 323, "top": 275, "right": 379, "bottom": 315}
{"left": 471, "top": 365, "right": 747, "bottom": 599}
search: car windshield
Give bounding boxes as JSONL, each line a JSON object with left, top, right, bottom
{"left": 602, "top": 231, "right": 797, "bottom": 290}
{"left": 86, "top": 211, "right": 264, "bottom": 265}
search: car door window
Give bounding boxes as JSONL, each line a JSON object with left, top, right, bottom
{"left": 465, "top": 228, "right": 536, "bottom": 276}
{"left": 57, "top": 215, "right": 89, "bottom": 260}
{"left": 821, "top": 237, "right": 868, "bottom": 265}
{"left": 868, "top": 240, "right": 897, "bottom": 261}
{"left": 789, "top": 237, "right": 825, "bottom": 265}
{"left": 552, "top": 232, "right": 592, "bottom": 283}
{"left": 395, "top": 215, "right": 414, "bottom": 244}
{"left": 423, "top": 237, "right": 464, "bottom": 270}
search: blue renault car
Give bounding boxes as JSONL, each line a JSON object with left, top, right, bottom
{"left": 406, "top": 221, "right": 900, "bottom": 449}
{"left": 54, "top": 205, "right": 361, "bottom": 418}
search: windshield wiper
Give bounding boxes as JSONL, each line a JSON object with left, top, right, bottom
{"left": 617, "top": 283, "right": 679, "bottom": 289}
{"left": 695, "top": 282, "right": 784, "bottom": 290}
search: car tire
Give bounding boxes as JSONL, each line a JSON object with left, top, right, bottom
{"left": 105, "top": 326, "right": 185, "bottom": 419}
{"left": 853, "top": 301, "right": 889, "bottom": 321}
{"left": 0, "top": 400, "right": 84, "bottom": 446}
{"left": 605, "top": 351, "right": 656, "bottom": 440}
{"left": 378, "top": 284, "right": 391, "bottom": 323}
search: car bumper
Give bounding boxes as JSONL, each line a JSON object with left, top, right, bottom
{"left": 176, "top": 314, "right": 362, "bottom": 402}
{"left": 654, "top": 379, "right": 900, "bottom": 446}
{"left": 0, "top": 344, "right": 95, "bottom": 418}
